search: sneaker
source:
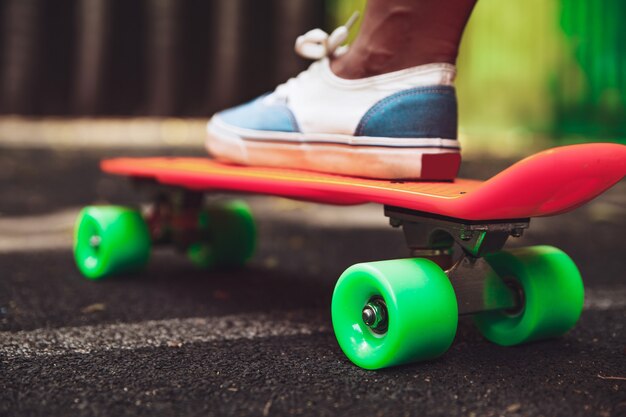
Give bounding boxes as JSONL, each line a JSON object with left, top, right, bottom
{"left": 206, "top": 20, "right": 460, "bottom": 180}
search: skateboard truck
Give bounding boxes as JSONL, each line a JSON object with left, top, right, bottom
{"left": 143, "top": 189, "right": 208, "bottom": 251}
{"left": 384, "top": 206, "right": 530, "bottom": 315}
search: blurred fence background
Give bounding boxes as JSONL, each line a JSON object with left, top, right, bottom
{"left": 0, "top": 0, "right": 623, "bottom": 148}
{"left": 0, "top": 0, "right": 323, "bottom": 116}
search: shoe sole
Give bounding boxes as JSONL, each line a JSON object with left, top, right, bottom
{"left": 206, "top": 117, "right": 461, "bottom": 180}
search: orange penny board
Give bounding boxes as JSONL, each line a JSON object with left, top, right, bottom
{"left": 102, "top": 143, "right": 626, "bottom": 221}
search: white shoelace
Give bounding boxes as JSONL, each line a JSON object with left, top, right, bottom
{"left": 294, "top": 11, "right": 360, "bottom": 60}
{"left": 270, "top": 12, "right": 360, "bottom": 103}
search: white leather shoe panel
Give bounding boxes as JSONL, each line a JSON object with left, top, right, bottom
{"left": 272, "top": 59, "right": 456, "bottom": 135}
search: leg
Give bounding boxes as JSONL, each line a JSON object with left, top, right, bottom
{"left": 332, "top": 0, "right": 478, "bottom": 79}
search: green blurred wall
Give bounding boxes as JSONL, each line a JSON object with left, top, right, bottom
{"left": 557, "top": 0, "right": 626, "bottom": 141}
{"left": 328, "top": 0, "right": 626, "bottom": 151}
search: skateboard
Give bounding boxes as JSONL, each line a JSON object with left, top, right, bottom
{"left": 73, "top": 143, "right": 626, "bottom": 369}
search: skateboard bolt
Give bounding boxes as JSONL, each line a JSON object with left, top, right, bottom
{"left": 459, "top": 230, "right": 473, "bottom": 241}
{"left": 362, "top": 298, "right": 388, "bottom": 334}
{"left": 389, "top": 218, "right": 402, "bottom": 228}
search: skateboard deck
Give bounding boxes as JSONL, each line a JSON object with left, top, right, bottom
{"left": 102, "top": 143, "right": 626, "bottom": 221}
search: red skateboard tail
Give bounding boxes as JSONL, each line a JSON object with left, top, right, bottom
{"left": 461, "top": 143, "right": 626, "bottom": 219}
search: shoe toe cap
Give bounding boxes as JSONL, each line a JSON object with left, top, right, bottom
{"left": 216, "top": 95, "right": 300, "bottom": 133}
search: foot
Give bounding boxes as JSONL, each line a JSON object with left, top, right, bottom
{"left": 206, "top": 25, "right": 460, "bottom": 180}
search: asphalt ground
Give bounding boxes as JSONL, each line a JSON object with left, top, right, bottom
{"left": 0, "top": 147, "right": 625, "bottom": 417}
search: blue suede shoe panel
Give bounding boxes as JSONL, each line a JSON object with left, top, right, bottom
{"left": 355, "top": 86, "right": 458, "bottom": 139}
{"left": 218, "top": 95, "right": 300, "bottom": 132}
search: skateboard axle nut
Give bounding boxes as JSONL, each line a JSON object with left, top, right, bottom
{"left": 89, "top": 235, "right": 102, "bottom": 248}
{"left": 362, "top": 297, "right": 388, "bottom": 334}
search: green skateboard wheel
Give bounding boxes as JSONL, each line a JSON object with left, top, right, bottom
{"left": 187, "top": 200, "right": 256, "bottom": 269}
{"left": 74, "top": 206, "right": 151, "bottom": 280}
{"left": 474, "top": 245, "right": 584, "bottom": 346}
{"left": 332, "top": 258, "right": 458, "bottom": 370}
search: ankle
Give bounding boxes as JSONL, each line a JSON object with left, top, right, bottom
{"left": 330, "top": 45, "right": 457, "bottom": 80}
{"left": 328, "top": 1, "right": 471, "bottom": 80}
